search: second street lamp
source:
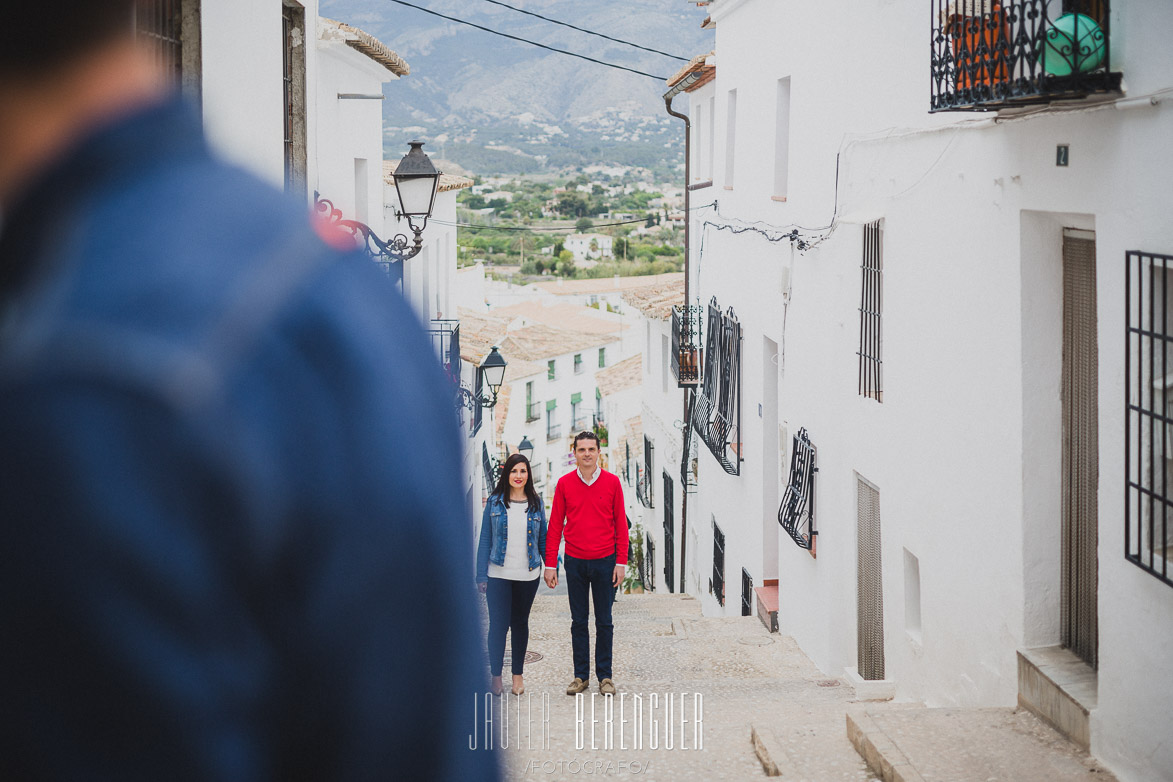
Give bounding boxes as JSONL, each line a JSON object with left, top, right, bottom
{"left": 458, "top": 346, "right": 507, "bottom": 410}
{"left": 518, "top": 436, "right": 535, "bottom": 462}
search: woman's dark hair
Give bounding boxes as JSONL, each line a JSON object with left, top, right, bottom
{"left": 492, "top": 453, "right": 542, "bottom": 512}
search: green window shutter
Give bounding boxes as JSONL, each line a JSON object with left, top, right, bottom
{"left": 596, "top": 387, "right": 602, "bottom": 399}
{"left": 599, "top": 348, "right": 606, "bottom": 367}
{"left": 571, "top": 392, "right": 582, "bottom": 404}
{"left": 546, "top": 399, "right": 557, "bottom": 412}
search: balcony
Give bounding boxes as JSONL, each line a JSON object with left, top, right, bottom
{"left": 546, "top": 423, "right": 563, "bottom": 442}
{"left": 671, "top": 305, "right": 702, "bottom": 388}
{"left": 930, "top": 0, "right": 1120, "bottom": 113}
{"left": 426, "top": 319, "right": 461, "bottom": 387}
{"left": 526, "top": 401, "right": 541, "bottom": 422}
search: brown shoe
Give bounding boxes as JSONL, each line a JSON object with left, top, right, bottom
{"left": 566, "top": 678, "right": 588, "bottom": 695}
{"left": 599, "top": 678, "right": 617, "bottom": 696}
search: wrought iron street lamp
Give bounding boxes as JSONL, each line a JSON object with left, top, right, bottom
{"left": 458, "top": 346, "right": 507, "bottom": 410}
{"left": 313, "top": 140, "right": 441, "bottom": 269}
{"left": 518, "top": 436, "right": 535, "bottom": 462}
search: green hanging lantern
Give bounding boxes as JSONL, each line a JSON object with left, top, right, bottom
{"left": 1041, "top": 13, "right": 1106, "bottom": 77}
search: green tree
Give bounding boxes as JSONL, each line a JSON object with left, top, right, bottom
{"left": 576, "top": 217, "right": 594, "bottom": 232}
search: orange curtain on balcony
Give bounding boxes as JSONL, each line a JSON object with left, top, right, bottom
{"left": 947, "top": 4, "right": 1009, "bottom": 89}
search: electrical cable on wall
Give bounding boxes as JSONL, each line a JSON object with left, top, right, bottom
{"left": 383, "top": 0, "right": 669, "bottom": 81}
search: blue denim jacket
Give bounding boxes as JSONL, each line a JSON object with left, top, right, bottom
{"left": 476, "top": 493, "right": 547, "bottom": 582}
{"left": 0, "top": 99, "right": 496, "bottom": 782}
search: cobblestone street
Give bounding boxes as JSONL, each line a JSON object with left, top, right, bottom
{"left": 477, "top": 592, "right": 878, "bottom": 781}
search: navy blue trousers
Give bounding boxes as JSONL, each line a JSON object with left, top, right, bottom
{"left": 564, "top": 553, "right": 616, "bottom": 682}
{"left": 486, "top": 576, "right": 540, "bottom": 676}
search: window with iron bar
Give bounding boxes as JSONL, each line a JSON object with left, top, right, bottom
{"left": 1126, "top": 250, "right": 1173, "bottom": 589}
{"left": 471, "top": 368, "right": 483, "bottom": 437}
{"left": 712, "top": 517, "right": 725, "bottom": 607}
{"left": 741, "top": 568, "right": 753, "bottom": 617}
{"left": 858, "top": 220, "right": 883, "bottom": 402}
{"left": 778, "top": 427, "right": 817, "bottom": 553}
{"left": 645, "top": 534, "right": 656, "bottom": 592}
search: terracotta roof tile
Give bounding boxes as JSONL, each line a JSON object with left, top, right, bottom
{"left": 530, "top": 272, "right": 683, "bottom": 297}
{"left": 620, "top": 277, "right": 685, "bottom": 321}
{"left": 320, "top": 18, "right": 410, "bottom": 76}
{"left": 595, "top": 354, "right": 642, "bottom": 397}
{"left": 383, "top": 160, "right": 473, "bottom": 192}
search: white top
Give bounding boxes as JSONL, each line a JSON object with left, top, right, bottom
{"left": 488, "top": 502, "right": 542, "bottom": 581}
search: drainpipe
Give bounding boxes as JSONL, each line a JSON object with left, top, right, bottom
{"left": 664, "top": 75, "right": 697, "bottom": 594}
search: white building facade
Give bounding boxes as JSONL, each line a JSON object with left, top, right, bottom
{"left": 665, "top": 1, "right": 1173, "bottom": 780}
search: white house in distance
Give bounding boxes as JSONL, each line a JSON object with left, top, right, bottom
{"left": 563, "top": 232, "right": 614, "bottom": 264}
{"left": 457, "top": 301, "right": 633, "bottom": 507}
{"left": 661, "top": 1, "right": 1173, "bottom": 780}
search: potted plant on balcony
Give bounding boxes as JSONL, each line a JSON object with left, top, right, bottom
{"left": 594, "top": 421, "right": 609, "bottom": 447}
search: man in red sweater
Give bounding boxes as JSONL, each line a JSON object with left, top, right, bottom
{"left": 544, "top": 431, "right": 629, "bottom": 696}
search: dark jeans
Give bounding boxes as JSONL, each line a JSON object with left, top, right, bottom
{"left": 486, "top": 576, "right": 541, "bottom": 676}
{"left": 565, "top": 553, "right": 616, "bottom": 682}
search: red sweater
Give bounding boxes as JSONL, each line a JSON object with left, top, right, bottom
{"left": 545, "top": 468, "right": 629, "bottom": 567}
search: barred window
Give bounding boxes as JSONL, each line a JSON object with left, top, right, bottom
{"left": 1126, "top": 250, "right": 1173, "bottom": 587}
{"left": 858, "top": 220, "right": 883, "bottom": 401}
{"left": 712, "top": 518, "right": 725, "bottom": 606}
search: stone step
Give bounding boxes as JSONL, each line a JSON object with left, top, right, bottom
{"left": 1017, "top": 645, "right": 1097, "bottom": 751}
{"left": 846, "top": 706, "right": 1115, "bottom": 782}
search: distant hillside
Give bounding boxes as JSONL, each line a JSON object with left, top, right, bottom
{"left": 319, "top": 0, "right": 712, "bottom": 174}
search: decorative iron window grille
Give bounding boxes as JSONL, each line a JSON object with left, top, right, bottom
{"left": 930, "top": 0, "right": 1121, "bottom": 113}
{"left": 663, "top": 495, "right": 675, "bottom": 593}
{"left": 663, "top": 472, "right": 675, "bottom": 591}
{"left": 482, "top": 442, "right": 500, "bottom": 491}
{"left": 1126, "top": 250, "right": 1173, "bottom": 588}
{"left": 680, "top": 391, "right": 700, "bottom": 494}
{"left": 636, "top": 464, "right": 654, "bottom": 509}
{"left": 858, "top": 220, "right": 883, "bottom": 402}
{"left": 137, "top": 0, "right": 184, "bottom": 85}
{"left": 645, "top": 534, "right": 656, "bottom": 592}
{"left": 471, "top": 369, "right": 484, "bottom": 436}
{"left": 712, "top": 518, "right": 725, "bottom": 607}
{"left": 671, "top": 305, "right": 703, "bottom": 388}
{"left": 692, "top": 298, "right": 741, "bottom": 474}
{"left": 778, "top": 427, "right": 817, "bottom": 551}
{"left": 624, "top": 441, "right": 632, "bottom": 484}
{"left": 741, "top": 568, "right": 753, "bottom": 617}
{"left": 426, "top": 319, "right": 461, "bottom": 387}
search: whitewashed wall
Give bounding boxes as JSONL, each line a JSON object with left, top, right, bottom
{"left": 313, "top": 35, "right": 396, "bottom": 231}
{"left": 684, "top": 1, "right": 1173, "bottom": 778}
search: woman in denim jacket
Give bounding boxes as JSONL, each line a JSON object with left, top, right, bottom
{"left": 476, "top": 454, "right": 547, "bottom": 696}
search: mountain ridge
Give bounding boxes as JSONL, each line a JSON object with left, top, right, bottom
{"left": 320, "top": 0, "right": 713, "bottom": 174}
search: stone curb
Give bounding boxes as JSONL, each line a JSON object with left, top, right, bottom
{"left": 750, "top": 722, "right": 798, "bottom": 777}
{"left": 846, "top": 709, "right": 926, "bottom": 782}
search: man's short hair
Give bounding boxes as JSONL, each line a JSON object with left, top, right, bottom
{"left": 573, "top": 431, "right": 600, "bottom": 449}
{"left": 0, "top": 1, "right": 138, "bottom": 76}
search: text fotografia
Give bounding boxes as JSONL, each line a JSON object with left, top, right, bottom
{"left": 524, "top": 759, "right": 652, "bottom": 775}
{"left": 469, "top": 692, "right": 704, "bottom": 751}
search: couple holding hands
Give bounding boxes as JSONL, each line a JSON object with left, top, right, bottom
{"left": 476, "top": 431, "right": 629, "bottom": 698}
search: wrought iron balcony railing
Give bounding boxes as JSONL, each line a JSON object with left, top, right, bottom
{"left": 546, "top": 422, "right": 562, "bottom": 442}
{"left": 427, "top": 319, "right": 461, "bottom": 387}
{"left": 526, "top": 401, "right": 541, "bottom": 422}
{"left": 672, "top": 305, "right": 702, "bottom": 388}
{"left": 636, "top": 464, "right": 654, "bottom": 509}
{"left": 930, "top": 0, "right": 1121, "bottom": 112}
